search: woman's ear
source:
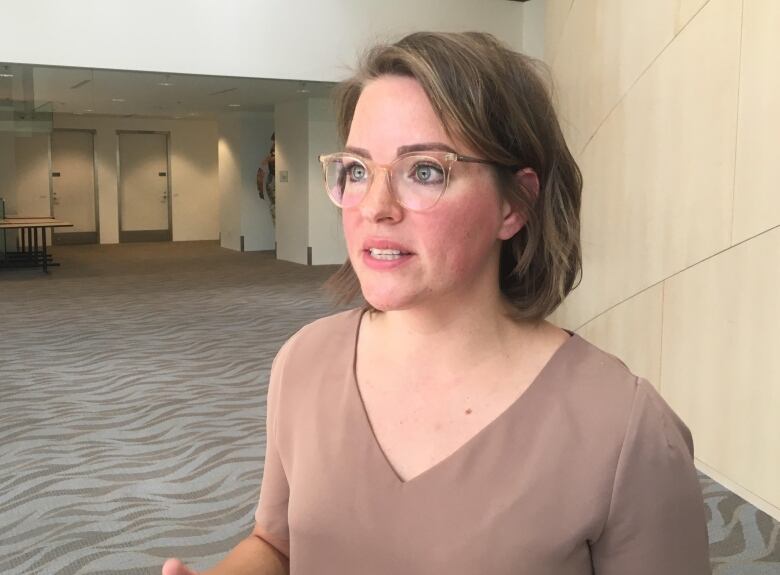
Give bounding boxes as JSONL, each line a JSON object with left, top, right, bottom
{"left": 498, "top": 168, "right": 539, "bottom": 240}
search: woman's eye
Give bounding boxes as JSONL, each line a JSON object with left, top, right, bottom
{"left": 346, "top": 163, "right": 367, "bottom": 181}
{"left": 413, "top": 163, "right": 444, "bottom": 184}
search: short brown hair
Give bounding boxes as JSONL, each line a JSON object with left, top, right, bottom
{"left": 325, "top": 31, "right": 582, "bottom": 322}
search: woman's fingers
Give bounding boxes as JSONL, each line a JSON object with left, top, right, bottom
{"left": 161, "top": 557, "right": 198, "bottom": 575}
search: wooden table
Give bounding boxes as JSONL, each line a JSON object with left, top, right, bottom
{"left": 0, "top": 217, "right": 74, "bottom": 273}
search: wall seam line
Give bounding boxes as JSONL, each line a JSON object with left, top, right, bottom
{"left": 578, "top": 0, "right": 715, "bottom": 157}
{"left": 574, "top": 222, "right": 780, "bottom": 332}
{"left": 550, "top": 0, "right": 577, "bottom": 69}
{"left": 729, "top": 0, "right": 746, "bottom": 247}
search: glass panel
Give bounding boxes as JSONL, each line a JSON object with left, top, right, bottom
{"left": 0, "top": 64, "right": 53, "bottom": 136}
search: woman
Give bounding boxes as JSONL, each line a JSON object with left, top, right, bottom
{"left": 164, "top": 32, "right": 711, "bottom": 575}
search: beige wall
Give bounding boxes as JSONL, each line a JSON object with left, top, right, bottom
{"left": 218, "top": 114, "right": 275, "bottom": 252}
{"left": 275, "top": 99, "right": 310, "bottom": 265}
{"left": 546, "top": 0, "right": 780, "bottom": 520}
{"left": 238, "top": 117, "right": 276, "bottom": 252}
{"left": 0, "top": 134, "right": 17, "bottom": 213}
{"left": 53, "top": 115, "right": 219, "bottom": 243}
{"left": 218, "top": 123, "right": 243, "bottom": 252}
{"left": 307, "top": 98, "right": 346, "bottom": 266}
{"left": 0, "top": 134, "right": 18, "bottom": 250}
{"left": 275, "top": 97, "right": 346, "bottom": 266}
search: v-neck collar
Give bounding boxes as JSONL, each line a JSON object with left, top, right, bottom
{"left": 348, "top": 307, "right": 579, "bottom": 489}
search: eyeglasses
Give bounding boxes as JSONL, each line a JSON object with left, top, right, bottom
{"left": 317, "top": 151, "right": 511, "bottom": 212}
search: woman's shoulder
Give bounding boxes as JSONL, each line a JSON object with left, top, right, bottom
{"left": 293, "top": 307, "right": 362, "bottom": 342}
{"left": 557, "top": 332, "right": 640, "bottom": 395}
{"left": 275, "top": 308, "right": 363, "bottom": 364}
{"left": 560, "top": 332, "right": 693, "bottom": 455}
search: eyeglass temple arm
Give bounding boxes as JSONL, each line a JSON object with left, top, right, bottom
{"left": 456, "top": 154, "right": 521, "bottom": 171}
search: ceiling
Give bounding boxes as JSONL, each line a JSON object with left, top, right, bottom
{"left": 0, "top": 63, "right": 335, "bottom": 120}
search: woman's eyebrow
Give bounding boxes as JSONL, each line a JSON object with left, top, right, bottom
{"left": 397, "top": 142, "right": 457, "bottom": 155}
{"left": 343, "top": 143, "right": 458, "bottom": 159}
{"left": 344, "top": 146, "right": 371, "bottom": 158}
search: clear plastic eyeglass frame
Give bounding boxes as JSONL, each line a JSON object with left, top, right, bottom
{"left": 317, "top": 150, "right": 511, "bottom": 212}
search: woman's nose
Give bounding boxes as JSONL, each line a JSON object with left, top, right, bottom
{"left": 359, "top": 168, "right": 403, "bottom": 223}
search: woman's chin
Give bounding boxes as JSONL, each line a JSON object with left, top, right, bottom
{"left": 364, "top": 298, "right": 402, "bottom": 313}
{"left": 362, "top": 290, "right": 416, "bottom": 313}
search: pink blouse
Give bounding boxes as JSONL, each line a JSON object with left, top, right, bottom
{"left": 252, "top": 308, "right": 711, "bottom": 574}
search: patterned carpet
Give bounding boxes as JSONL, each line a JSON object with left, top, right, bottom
{"left": 0, "top": 241, "right": 777, "bottom": 574}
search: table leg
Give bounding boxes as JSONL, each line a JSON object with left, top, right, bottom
{"left": 42, "top": 228, "right": 48, "bottom": 273}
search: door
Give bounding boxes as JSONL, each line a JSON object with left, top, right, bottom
{"left": 12, "top": 134, "right": 51, "bottom": 248}
{"left": 14, "top": 134, "right": 51, "bottom": 216}
{"left": 118, "top": 132, "right": 171, "bottom": 242}
{"left": 51, "top": 130, "right": 98, "bottom": 245}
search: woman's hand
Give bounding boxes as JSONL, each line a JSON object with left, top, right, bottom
{"left": 162, "top": 558, "right": 198, "bottom": 575}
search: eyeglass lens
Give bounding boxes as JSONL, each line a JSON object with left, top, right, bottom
{"left": 324, "top": 155, "right": 447, "bottom": 211}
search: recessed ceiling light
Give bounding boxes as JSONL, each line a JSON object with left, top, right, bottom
{"left": 0, "top": 73, "right": 14, "bottom": 78}
{"left": 158, "top": 82, "right": 175, "bottom": 87}
{"left": 228, "top": 103, "right": 241, "bottom": 107}
{"left": 111, "top": 98, "right": 125, "bottom": 102}
{"left": 84, "top": 109, "right": 94, "bottom": 113}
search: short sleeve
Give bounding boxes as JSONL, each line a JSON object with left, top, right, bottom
{"left": 252, "top": 342, "right": 292, "bottom": 559}
{"left": 590, "top": 377, "right": 711, "bottom": 574}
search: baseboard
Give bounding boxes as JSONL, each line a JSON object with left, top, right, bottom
{"left": 53, "top": 232, "right": 98, "bottom": 245}
{"left": 695, "top": 458, "right": 780, "bottom": 521}
{"left": 119, "top": 230, "right": 172, "bottom": 243}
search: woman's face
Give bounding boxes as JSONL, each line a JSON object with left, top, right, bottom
{"left": 342, "top": 75, "right": 523, "bottom": 313}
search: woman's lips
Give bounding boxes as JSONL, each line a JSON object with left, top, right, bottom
{"left": 361, "top": 237, "right": 414, "bottom": 254}
{"left": 361, "top": 249, "right": 414, "bottom": 270}
{"left": 359, "top": 237, "right": 415, "bottom": 270}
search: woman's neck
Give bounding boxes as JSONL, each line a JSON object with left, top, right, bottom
{"left": 365, "top": 293, "right": 540, "bottom": 387}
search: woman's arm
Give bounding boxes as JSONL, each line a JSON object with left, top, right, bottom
{"left": 590, "top": 377, "right": 711, "bottom": 574}
{"left": 163, "top": 535, "right": 289, "bottom": 575}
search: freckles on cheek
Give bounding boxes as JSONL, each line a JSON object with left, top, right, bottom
{"left": 424, "top": 218, "right": 472, "bottom": 274}
{"left": 432, "top": 199, "right": 498, "bottom": 274}
{"left": 342, "top": 211, "right": 361, "bottom": 251}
